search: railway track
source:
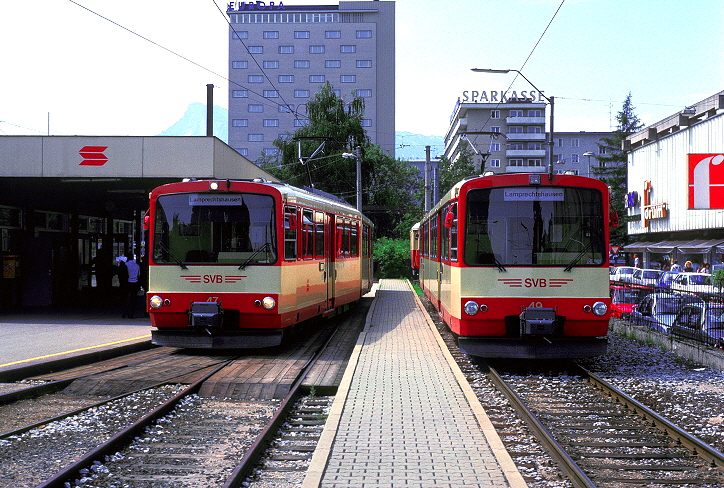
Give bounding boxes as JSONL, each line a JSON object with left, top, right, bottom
{"left": 487, "top": 361, "right": 724, "bottom": 487}
{"left": 0, "top": 310, "right": 360, "bottom": 487}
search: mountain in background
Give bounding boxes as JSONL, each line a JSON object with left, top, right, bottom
{"left": 158, "top": 103, "right": 444, "bottom": 160}
{"left": 158, "top": 102, "right": 229, "bottom": 142}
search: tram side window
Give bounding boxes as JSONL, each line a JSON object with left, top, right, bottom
{"left": 284, "top": 205, "right": 298, "bottom": 260}
{"left": 430, "top": 217, "right": 438, "bottom": 259}
{"left": 315, "top": 211, "right": 325, "bottom": 258}
{"left": 422, "top": 222, "right": 428, "bottom": 257}
{"left": 449, "top": 204, "right": 458, "bottom": 262}
{"left": 441, "top": 209, "right": 449, "bottom": 261}
{"left": 302, "top": 209, "right": 314, "bottom": 259}
{"left": 362, "top": 224, "right": 369, "bottom": 257}
{"left": 350, "top": 221, "right": 359, "bottom": 257}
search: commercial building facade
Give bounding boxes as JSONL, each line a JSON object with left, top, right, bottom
{"left": 623, "top": 90, "right": 724, "bottom": 270}
{"left": 227, "top": 0, "right": 395, "bottom": 162}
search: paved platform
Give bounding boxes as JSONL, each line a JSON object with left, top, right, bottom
{"left": 305, "top": 279, "right": 526, "bottom": 487}
{"left": 0, "top": 308, "right": 151, "bottom": 375}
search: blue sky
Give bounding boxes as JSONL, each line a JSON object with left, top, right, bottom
{"left": 2, "top": 0, "right": 722, "bottom": 141}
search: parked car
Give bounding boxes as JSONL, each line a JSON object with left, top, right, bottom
{"left": 610, "top": 266, "right": 639, "bottom": 283}
{"left": 656, "top": 270, "right": 680, "bottom": 289}
{"left": 632, "top": 268, "right": 663, "bottom": 287}
{"left": 630, "top": 292, "right": 703, "bottom": 333}
{"left": 670, "top": 272, "right": 715, "bottom": 294}
{"left": 610, "top": 285, "right": 648, "bottom": 319}
{"left": 670, "top": 303, "right": 724, "bottom": 347}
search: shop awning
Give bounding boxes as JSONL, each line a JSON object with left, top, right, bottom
{"left": 621, "top": 241, "right": 656, "bottom": 252}
{"left": 677, "top": 239, "right": 724, "bottom": 253}
{"left": 645, "top": 240, "right": 691, "bottom": 253}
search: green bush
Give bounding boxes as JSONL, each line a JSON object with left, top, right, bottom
{"left": 373, "top": 237, "right": 411, "bottom": 279}
{"left": 713, "top": 269, "right": 724, "bottom": 289}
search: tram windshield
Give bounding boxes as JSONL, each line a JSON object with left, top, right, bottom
{"left": 152, "top": 193, "right": 276, "bottom": 265}
{"left": 464, "top": 186, "right": 605, "bottom": 267}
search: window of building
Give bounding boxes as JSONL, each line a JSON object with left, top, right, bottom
{"left": 509, "top": 159, "right": 524, "bottom": 166}
{"left": 571, "top": 154, "right": 580, "bottom": 163}
{"left": 294, "top": 60, "right": 310, "bottom": 68}
{"left": 248, "top": 134, "right": 264, "bottom": 142}
{"left": 295, "top": 119, "right": 309, "bottom": 127}
{"left": 356, "top": 30, "right": 372, "bottom": 38}
{"left": 356, "top": 89, "right": 372, "bottom": 97}
{"left": 509, "top": 110, "right": 523, "bottom": 117}
{"left": 527, "top": 159, "right": 542, "bottom": 166}
{"left": 309, "top": 75, "right": 326, "bottom": 83}
{"left": 309, "top": 45, "right": 325, "bottom": 54}
{"left": 490, "top": 159, "right": 501, "bottom": 167}
{"left": 489, "top": 142, "right": 500, "bottom": 152}
{"left": 509, "top": 143, "right": 524, "bottom": 150}
{"left": 263, "top": 61, "right": 279, "bottom": 69}
{"left": 326, "top": 60, "right": 341, "bottom": 68}
{"left": 294, "top": 31, "right": 310, "bottom": 39}
{"left": 325, "top": 30, "right": 341, "bottom": 38}
{"left": 248, "top": 104, "right": 264, "bottom": 113}
{"left": 232, "top": 31, "right": 248, "bottom": 39}
{"left": 340, "top": 45, "right": 356, "bottom": 53}
{"left": 264, "top": 148, "right": 279, "bottom": 156}
{"left": 279, "top": 104, "right": 294, "bottom": 113}
{"left": 356, "top": 60, "right": 372, "bottom": 68}
{"left": 491, "top": 110, "right": 500, "bottom": 119}
{"left": 263, "top": 119, "right": 279, "bottom": 127}
{"left": 340, "top": 75, "right": 356, "bottom": 83}
{"left": 571, "top": 138, "right": 580, "bottom": 147}
{"left": 508, "top": 126, "right": 523, "bottom": 133}
{"left": 263, "top": 90, "right": 279, "bottom": 98}
{"left": 279, "top": 45, "right": 294, "bottom": 54}
{"left": 263, "top": 31, "right": 279, "bottom": 39}
{"left": 248, "top": 75, "right": 264, "bottom": 83}
{"left": 599, "top": 146, "right": 608, "bottom": 155}
{"left": 490, "top": 126, "right": 500, "bottom": 133}
{"left": 528, "top": 143, "right": 542, "bottom": 150}
{"left": 248, "top": 46, "right": 263, "bottom": 54}
{"left": 527, "top": 126, "right": 542, "bottom": 133}
{"left": 232, "top": 90, "right": 249, "bottom": 98}
{"left": 527, "top": 110, "right": 542, "bottom": 117}
{"left": 294, "top": 89, "right": 310, "bottom": 98}
{"left": 278, "top": 75, "right": 294, "bottom": 83}
{"left": 236, "top": 148, "right": 248, "bottom": 156}
{"left": 556, "top": 138, "right": 563, "bottom": 147}
{"left": 232, "top": 61, "right": 248, "bottom": 69}
{"left": 361, "top": 119, "right": 372, "bottom": 127}
{"left": 231, "top": 119, "right": 248, "bottom": 127}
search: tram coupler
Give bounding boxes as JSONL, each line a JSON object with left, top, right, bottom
{"left": 519, "top": 307, "right": 557, "bottom": 336}
{"left": 188, "top": 301, "right": 224, "bottom": 328}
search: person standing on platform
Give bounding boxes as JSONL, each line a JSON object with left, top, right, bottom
{"left": 124, "top": 254, "right": 141, "bottom": 319}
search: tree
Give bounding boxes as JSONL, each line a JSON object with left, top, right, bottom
{"left": 437, "top": 145, "right": 477, "bottom": 199}
{"left": 263, "top": 82, "right": 369, "bottom": 199}
{"left": 262, "top": 83, "right": 422, "bottom": 239}
{"left": 592, "top": 93, "right": 644, "bottom": 246}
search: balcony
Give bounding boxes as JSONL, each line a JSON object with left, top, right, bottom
{"left": 506, "top": 149, "right": 546, "bottom": 157}
{"left": 506, "top": 132, "right": 546, "bottom": 141}
{"left": 506, "top": 116, "right": 545, "bottom": 125}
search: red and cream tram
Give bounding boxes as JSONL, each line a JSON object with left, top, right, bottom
{"left": 416, "top": 172, "right": 613, "bottom": 358}
{"left": 146, "top": 178, "right": 373, "bottom": 348}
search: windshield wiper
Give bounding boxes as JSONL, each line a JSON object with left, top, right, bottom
{"left": 159, "top": 241, "right": 187, "bottom": 269}
{"left": 239, "top": 242, "right": 271, "bottom": 270}
{"left": 564, "top": 239, "right": 594, "bottom": 272}
{"left": 493, "top": 255, "right": 506, "bottom": 272}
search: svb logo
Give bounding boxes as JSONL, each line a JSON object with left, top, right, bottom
{"left": 689, "top": 154, "right": 724, "bottom": 209}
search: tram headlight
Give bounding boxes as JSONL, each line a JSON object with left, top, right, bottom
{"left": 262, "top": 296, "right": 276, "bottom": 310}
{"left": 464, "top": 301, "right": 479, "bottom": 316}
{"left": 149, "top": 295, "right": 164, "bottom": 309}
{"left": 591, "top": 301, "right": 608, "bottom": 316}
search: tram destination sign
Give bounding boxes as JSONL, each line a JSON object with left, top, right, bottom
{"left": 504, "top": 188, "right": 565, "bottom": 202}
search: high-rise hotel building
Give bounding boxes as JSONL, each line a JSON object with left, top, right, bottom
{"left": 227, "top": 1, "right": 395, "bottom": 162}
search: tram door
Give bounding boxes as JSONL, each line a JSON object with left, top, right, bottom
{"left": 324, "top": 213, "right": 336, "bottom": 311}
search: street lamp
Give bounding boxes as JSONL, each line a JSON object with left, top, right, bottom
{"left": 342, "top": 146, "right": 362, "bottom": 211}
{"left": 471, "top": 68, "right": 555, "bottom": 181}
{"left": 583, "top": 151, "right": 594, "bottom": 177}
